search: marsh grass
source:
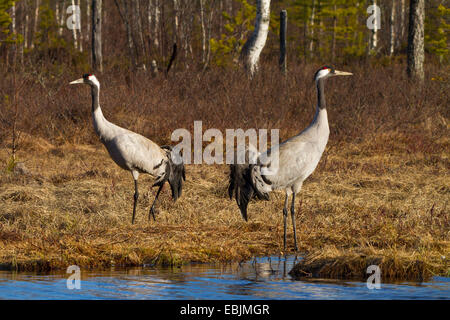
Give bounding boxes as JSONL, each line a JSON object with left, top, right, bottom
{"left": 0, "top": 63, "right": 448, "bottom": 280}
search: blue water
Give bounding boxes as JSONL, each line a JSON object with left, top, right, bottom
{"left": 0, "top": 256, "right": 448, "bottom": 300}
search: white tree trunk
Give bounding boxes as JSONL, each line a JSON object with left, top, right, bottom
{"left": 11, "top": 3, "right": 15, "bottom": 34}
{"left": 173, "top": 0, "right": 179, "bottom": 44}
{"left": 407, "top": 0, "right": 425, "bottom": 82}
{"left": 400, "top": 0, "right": 406, "bottom": 39}
{"left": 389, "top": 0, "right": 396, "bottom": 56}
{"left": 58, "top": 0, "right": 66, "bottom": 36}
{"left": 200, "top": 0, "right": 206, "bottom": 63}
{"left": 77, "top": 0, "right": 83, "bottom": 52}
{"left": 71, "top": 0, "right": 78, "bottom": 50}
{"left": 370, "top": 0, "right": 378, "bottom": 52}
{"left": 309, "top": 0, "right": 316, "bottom": 55}
{"left": 240, "top": 0, "right": 271, "bottom": 76}
{"left": 92, "top": 0, "right": 103, "bottom": 72}
{"left": 24, "top": 12, "right": 29, "bottom": 48}
{"left": 87, "top": 0, "right": 91, "bottom": 43}
{"left": 31, "top": 0, "right": 40, "bottom": 49}
{"left": 154, "top": 0, "right": 160, "bottom": 48}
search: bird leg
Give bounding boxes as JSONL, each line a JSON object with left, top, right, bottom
{"left": 132, "top": 179, "right": 139, "bottom": 224}
{"left": 291, "top": 193, "right": 298, "bottom": 251}
{"left": 283, "top": 194, "right": 289, "bottom": 252}
{"left": 149, "top": 184, "right": 163, "bottom": 221}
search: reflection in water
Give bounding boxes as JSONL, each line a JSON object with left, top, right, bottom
{"left": 0, "top": 255, "right": 448, "bottom": 300}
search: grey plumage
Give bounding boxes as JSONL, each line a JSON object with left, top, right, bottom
{"left": 70, "top": 74, "right": 185, "bottom": 224}
{"left": 228, "top": 66, "right": 353, "bottom": 251}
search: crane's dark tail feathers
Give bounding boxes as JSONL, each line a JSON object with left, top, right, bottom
{"left": 228, "top": 164, "right": 269, "bottom": 222}
{"left": 154, "top": 145, "right": 186, "bottom": 202}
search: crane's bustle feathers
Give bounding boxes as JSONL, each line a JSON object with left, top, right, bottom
{"left": 154, "top": 145, "right": 186, "bottom": 202}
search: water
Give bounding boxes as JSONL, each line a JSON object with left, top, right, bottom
{"left": 0, "top": 256, "right": 448, "bottom": 300}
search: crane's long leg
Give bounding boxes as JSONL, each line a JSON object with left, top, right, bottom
{"left": 291, "top": 193, "right": 298, "bottom": 251}
{"left": 149, "top": 184, "right": 163, "bottom": 221}
{"left": 283, "top": 194, "right": 289, "bottom": 251}
{"left": 132, "top": 179, "right": 139, "bottom": 224}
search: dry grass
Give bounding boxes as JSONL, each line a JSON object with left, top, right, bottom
{"left": 0, "top": 64, "right": 448, "bottom": 280}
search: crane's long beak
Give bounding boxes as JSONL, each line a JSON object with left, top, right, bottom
{"left": 334, "top": 70, "right": 353, "bottom": 76}
{"left": 70, "top": 78, "right": 84, "bottom": 85}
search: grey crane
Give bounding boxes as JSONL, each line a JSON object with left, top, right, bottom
{"left": 70, "top": 74, "right": 185, "bottom": 224}
{"left": 228, "top": 66, "right": 352, "bottom": 251}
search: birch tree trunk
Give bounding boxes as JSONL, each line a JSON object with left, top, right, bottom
{"left": 58, "top": 0, "right": 66, "bottom": 36}
{"left": 119, "top": 0, "right": 137, "bottom": 69}
{"left": 92, "top": 0, "right": 103, "bottom": 73}
{"left": 132, "top": 0, "right": 146, "bottom": 69}
{"left": 400, "top": 0, "right": 406, "bottom": 40}
{"left": 11, "top": 2, "right": 16, "bottom": 66}
{"left": 370, "top": 0, "right": 378, "bottom": 52}
{"left": 77, "top": 0, "right": 83, "bottom": 52}
{"left": 31, "top": 0, "right": 40, "bottom": 49}
{"left": 86, "top": 0, "right": 90, "bottom": 43}
{"left": 309, "top": 0, "right": 316, "bottom": 57}
{"left": 407, "top": 0, "right": 425, "bottom": 82}
{"left": 279, "top": 10, "right": 287, "bottom": 73}
{"left": 24, "top": 10, "right": 29, "bottom": 48}
{"left": 153, "top": 0, "right": 160, "bottom": 49}
{"left": 71, "top": 0, "right": 78, "bottom": 50}
{"left": 240, "top": 0, "right": 271, "bottom": 76}
{"left": 202, "top": 1, "right": 215, "bottom": 71}
{"left": 389, "top": 0, "right": 396, "bottom": 56}
{"left": 172, "top": 0, "right": 179, "bottom": 44}
{"left": 200, "top": 0, "right": 206, "bottom": 64}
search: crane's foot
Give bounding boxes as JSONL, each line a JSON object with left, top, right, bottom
{"left": 149, "top": 206, "right": 157, "bottom": 221}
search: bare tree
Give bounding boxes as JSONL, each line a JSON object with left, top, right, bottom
{"left": 240, "top": 0, "right": 271, "bottom": 76}
{"left": 149, "top": 0, "right": 160, "bottom": 49}
{"left": 86, "top": 0, "right": 91, "bottom": 44}
{"left": 309, "top": 0, "right": 316, "bottom": 57}
{"left": 172, "top": 0, "right": 179, "bottom": 44}
{"left": 279, "top": 10, "right": 287, "bottom": 73}
{"left": 407, "top": 0, "right": 425, "bottom": 82}
{"left": 77, "top": 0, "right": 84, "bottom": 52}
{"left": 202, "top": 0, "right": 216, "bottom": 72}
{"left": 92, "top": 0, "right": 103, "bottom": 72}
{"left": 200, "top": 0, "right": 206, "bottom": 64}
{"left": 115, "top": 0, "right": 137, "bottom": 69}
{"left": 132, "top": 0, "right": 146, "bottom": 69}
{"left": 400, "top": 0, "right": 406, "bottom": 40}
{"left": 24, "top": 8, "right": 29, "bottom": 49}
{"left": 58, "top": 0, "right": 66, "bottom": 36}
{"left": 30, "top": 0, "right": 40, "bottom": 49}
{"left": 389, "top": 0, "right": 396, "bottom": 56}
{"left": 369, "top": 0, "right": 379, "bottom": 53}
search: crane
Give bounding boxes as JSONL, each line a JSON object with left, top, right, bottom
{"left": 228, "top": 66, "right": 352, "bottom": 251}
{"left": 70, "top": 74, "right": 185, "bottom": 224}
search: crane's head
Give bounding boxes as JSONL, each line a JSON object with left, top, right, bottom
{"left": 314, "top": 66, "right": 353, "bottom": 82}
{"left": 70, "top": 74, "right": 100, "bottom": 88}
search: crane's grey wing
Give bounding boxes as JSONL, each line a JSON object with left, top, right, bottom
{"left": 257, "top": 137, "right": 323, "bottom": 190}
{"left": 107, "top": 133, "right": 168, "bottom": 177}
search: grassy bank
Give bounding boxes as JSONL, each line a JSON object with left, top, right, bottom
{"left": 0, "top": 128, "right": 448, "bottom": 278}
{"left": 0, "top": 65, "right": 448, "bottom": 280}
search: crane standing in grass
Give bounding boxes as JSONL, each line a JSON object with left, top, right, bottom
{"left": 228, "top": 66, "right": 353, "bottom": 251}
{"left": 70, "top": 74, "right": 185, "bottom": 224}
